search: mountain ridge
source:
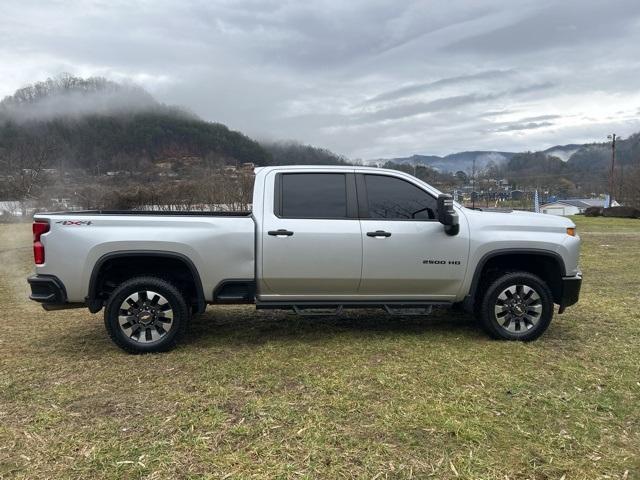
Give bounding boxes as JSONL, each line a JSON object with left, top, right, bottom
{"left": 370, "top": 140, "right": 629, "bottom": 174}
{"left": 373, "top": 150, "right": 518, "bottom": 173}
{"left": 0, "top": 75, "right": 346, "bottom": 173}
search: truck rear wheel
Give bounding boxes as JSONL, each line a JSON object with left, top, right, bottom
{"left": 478, "top": 271, "right": 553, "bottom": 341}
{"left": 104, "top": 276, "right": 189, "bottom": 353}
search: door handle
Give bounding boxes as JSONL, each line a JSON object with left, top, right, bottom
{"left": 366, "top": 230, "right": 392, "bottom": 238}
{"left": 268, "top": 229, "right": 294, "bottom": 237}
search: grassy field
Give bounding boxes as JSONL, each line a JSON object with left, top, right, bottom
{"left": 0, "top": 217, "right": 638, "bottom": 479}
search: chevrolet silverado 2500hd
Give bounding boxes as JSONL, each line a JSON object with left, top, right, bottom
{"left": 28, "top": 165, "right": 582, "bottom": 353}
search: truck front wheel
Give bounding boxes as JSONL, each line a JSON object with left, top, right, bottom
{"left": 478, "top": 271, "right": 554, "bottom": 341}
{"left": 104, "top": 276, "right": 190, "bottom": 353}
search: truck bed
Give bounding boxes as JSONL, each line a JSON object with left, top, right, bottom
{"left": 33, "top": 211, "right": 256, "bottom": 304}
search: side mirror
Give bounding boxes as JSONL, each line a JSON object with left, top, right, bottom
{"left": 437, "top": 194, "right": 459, "bottom": 236}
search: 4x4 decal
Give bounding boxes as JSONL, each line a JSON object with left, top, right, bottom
{"left": 55, "top": 220, "right": 93, "bottom": 226}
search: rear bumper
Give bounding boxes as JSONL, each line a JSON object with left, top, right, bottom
{"left": 27, "top": 275, "right": 84, "bottom": 311}
{"left": 28, "top": 274, "right": 66, "bottom": 303}
{"left": 558, "top": 272, "right": 582, "bottom": 313}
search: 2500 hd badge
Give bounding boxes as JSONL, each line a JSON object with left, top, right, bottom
{"left": 423, "top": 259, "right": 461, "bottom": 265}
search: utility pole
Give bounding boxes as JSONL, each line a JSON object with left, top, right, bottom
{"left": 471, "top": 157, "right": 476, "bottom": 209}
{"left": 619, "top": 163, "right": 624, "bottom": 204}
{"left": 607, "top": 133, "right": 617, "bottom": 207}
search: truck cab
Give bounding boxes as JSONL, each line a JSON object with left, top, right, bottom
{"left": 256, "top": 166, "right": 469, "bottom": 302}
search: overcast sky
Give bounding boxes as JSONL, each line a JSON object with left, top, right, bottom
{"left": 1, "top": 0, "right": 640, "bottom": 159}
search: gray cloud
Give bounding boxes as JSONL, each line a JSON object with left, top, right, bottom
{"left": 444, "top": 0, "right": 640, "bottom": 55}
{"left": 1, "top": 0, "right": 639, "bottom": 158}
{"left": 0, "top": 78, "right": 161, "bottom": 123}
{"left": 357, "top": 82, "right": 556, "bottom": 123}
{"left": 508, "top": 82, "right": 556, "bottom": 95}
{"left": 494, "top": 121, "right": 555, "bottom": 132}
{"left": 364, "top": 69, "right": 514, "bottom": 104}
{"left": 363, "top": 93, "right": 497, "bottom": 122}
{"left": 513, "top": 115, "right": 562, "bottom": 123}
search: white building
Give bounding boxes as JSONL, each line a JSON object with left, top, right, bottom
{"left": 541, "top": 198, "right": 618, "bottom": 216}
{"left": 0, "top": 200, "right": 22, "bottom": 216}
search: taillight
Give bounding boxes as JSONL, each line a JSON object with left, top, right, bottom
{"left": 33, "top": 221, "right": 49, "bottom": 265}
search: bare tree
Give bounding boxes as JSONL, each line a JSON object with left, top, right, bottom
{"left": 7, "top": 137, "right": 58, "bottom": 215}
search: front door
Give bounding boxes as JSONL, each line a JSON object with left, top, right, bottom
{"left": 357, "top": 173, "right": 469, "bottom": 300}
{"left": 260, "top": 171, "right": 362, "bottom": 299}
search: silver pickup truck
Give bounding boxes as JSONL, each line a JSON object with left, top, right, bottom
{"left": 28, "top": 165, "right": 582, "bottom": 353}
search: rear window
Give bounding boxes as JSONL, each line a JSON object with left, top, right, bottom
{"left": 280, "top": 173, "right": 347, "bottom": 218}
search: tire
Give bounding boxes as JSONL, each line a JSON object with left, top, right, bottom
{"left": 104, "top": 276, "right": 189, "bottom": 353}
{"left": 478, "top": 271, "right": 554, "bottom": 341}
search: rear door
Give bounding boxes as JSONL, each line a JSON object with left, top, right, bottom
{"left": 260, "top": 170, "right": 362, "bottom": 298}
{"left": 357, "top": 173, "right": 469, "bottom": 300}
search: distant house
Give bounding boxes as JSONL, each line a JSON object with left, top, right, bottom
{"left": 541, "top": 198, "right": 619, "bottom": 216}
{"left": 510, "top": 190, "right": 524, "bottom": 201}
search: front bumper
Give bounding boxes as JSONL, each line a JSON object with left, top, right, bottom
{"left": 558, "top": 272, "right": 582, "bottom": 313}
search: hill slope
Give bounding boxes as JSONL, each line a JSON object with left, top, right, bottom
{"left": 374, "top": 136, "right": 640, "bottom": 175}
{"left": 0, "top": 75, "right": 353, "bottom": 175}
{"left": 0, "top": 75, "right": 273, "bottom": 172}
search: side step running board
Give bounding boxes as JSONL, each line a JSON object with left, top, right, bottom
{"left": 293, "top": 305, "right": 344, "bottom": 316}
{"left": 383, "top": 305, "right": 433, "bottom": 316}
{"left": 256, "top": 301, "right": 448, "bottom": 316}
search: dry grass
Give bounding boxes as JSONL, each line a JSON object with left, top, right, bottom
{"left": 0, "top": 217, "right": 638, "bottom": 479}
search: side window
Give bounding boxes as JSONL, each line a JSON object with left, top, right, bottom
{"left": 279, "top": 173, "right": 347, "bottom": 218}
{"left": 364, "top": 175, "right": 437, "bottom": 220}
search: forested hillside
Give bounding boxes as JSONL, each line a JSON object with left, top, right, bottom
{"left": 496, "top": 134, "right": 640, "bottom": 199}
{"left": 0, "top": 75, "right": 272, "bottom": 172}
{"left": 0, "top": 75, "right": 350, "bottom": 174}
{"left": 262, "top": 141, "right": 348, "bottom": 166}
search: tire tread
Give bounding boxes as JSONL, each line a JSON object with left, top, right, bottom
{"left": 479, "top": 271, "right": 554, "bottom": 341}
{"left": 104, "top": 276, "right": 189, "bottom": 354}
